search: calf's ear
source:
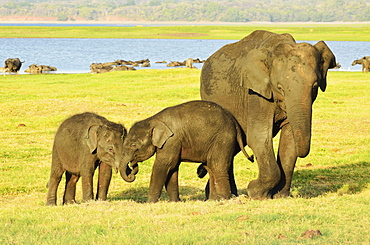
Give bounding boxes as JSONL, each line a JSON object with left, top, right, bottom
{"left": 150, "top": 120, "right": 174, "bottom": 148}
{"left": 85, "top": 125, "right": 100, "bottom": 153}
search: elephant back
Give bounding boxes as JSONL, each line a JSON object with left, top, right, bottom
{"left": 201, "top": 30, "right": 296, "bottom": 98}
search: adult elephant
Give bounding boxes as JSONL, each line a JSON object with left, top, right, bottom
{"left": 200, "top": 30, "right": 336, "bottom": 199}
{"left": 351, "top": 56, "right": 370, "bottom": 72}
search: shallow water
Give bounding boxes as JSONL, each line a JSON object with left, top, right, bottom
{"left": 0, "top": 38, "right": 368, "bottom": 74}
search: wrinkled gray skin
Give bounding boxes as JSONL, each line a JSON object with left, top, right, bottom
{"left": 120, "top": 100, "right": 253, "bottom": 203}
{"left": 200, "top": 30, "right": 336, "bottom": 199}
{"left": 4, "top": 58, "right": 24, "bottom": 75}
{"left": 46, "top": 112, "right": 136, "bottom": 206}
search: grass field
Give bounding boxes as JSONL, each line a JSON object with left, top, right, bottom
{"left": 0, "top": 68, "right": 369, "bottom": 244}
{"left": 1, "top": 23, "right": 370, "bottom": 41}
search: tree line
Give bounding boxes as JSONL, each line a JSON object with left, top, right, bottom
{"left": 0, "top": 0, "right": 369, "bottom": 22}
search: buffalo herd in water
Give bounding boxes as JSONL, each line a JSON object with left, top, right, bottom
{"left": 0, "top": 57, "right": 205, "bottom": 75}
{"left": 1, "top": 56, "right": 369, "bottom": 75}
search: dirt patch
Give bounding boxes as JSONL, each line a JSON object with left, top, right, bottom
{"left": 300, "top": 230, "right": 322, "bottom": 239}
{"left": 159, "top": 33, "right": 207, "bottom": 37}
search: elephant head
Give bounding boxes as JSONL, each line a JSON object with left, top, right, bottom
{"left": 85, "top": 123, "right": 128, "bottom": 172}
{"left": 119, "top": 119, "right": 173, "bottom": 181}
{"left": 240, "top": 33, "right": 336, "bottom": 157}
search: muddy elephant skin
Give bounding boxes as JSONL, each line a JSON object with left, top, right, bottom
{"left": 46, "top": 112, "right": 134, "bottom": 206}
{"left": 200, "top": 30, "right": 336, "bottom": 199}
{"left": 120, "top": 100, "right": 253, "bottom": 203}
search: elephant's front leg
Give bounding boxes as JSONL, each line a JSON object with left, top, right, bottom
{"left": 81, "top": 173, "right": 94, "bottom": 202}
{"left": 96, "top": 162, "right": 112, "bottom": 201}
{"left": 272, "top": 123, "right": 298, "bottom": 198}
{"left": 165, "top": 166, "right": 180, "bottom": 202}
{"left": 246, "top": 95, "right": 281, "bottom": 199}
{"left": 148, "top": 163, "right": 167, "bottom": 203}
{"left": 148, "top": 154, "right": 180, "bottom": 203}
{"left": 63, "top": 172, "right": 80, "bottom": 204}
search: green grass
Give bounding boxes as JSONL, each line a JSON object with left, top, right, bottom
{"left": 1, "top": 23, "right": 370, "bottom": 40}
{"left": 0, "top": 69, "right": 369, "bottom": 244}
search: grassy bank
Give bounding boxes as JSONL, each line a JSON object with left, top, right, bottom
{"left": 1, "top": 23, "right": 370, "bottom": 41}
{"left": 0, "top": 69, "right": 369, "bottom": 244}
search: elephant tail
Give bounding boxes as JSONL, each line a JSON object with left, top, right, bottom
{"left": 197, "top": 163, "right": 208, "bottom": 178}
{"left": 235, "top": 123, "right": 254, "bottom": 163}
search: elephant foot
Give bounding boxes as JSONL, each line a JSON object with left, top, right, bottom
{"left": 63, "top": 199, "right": 78, "bottom": 205}
{"left": 168, "top": 196, "right": 181, "bottom": 202}
{"left": 96, "top": 195, "right": 108, "bottom": 201}
{"left": 46, "top": 200, "right": 57, "bottom": 206}
{"left": 272, "top": 190, "right": 291, "bottom": 199}
{"left": 247, "top": 179, "right": 272, "bottom": 200}
{"left": 147, "top": 195, "right": 160, "bottom": 203}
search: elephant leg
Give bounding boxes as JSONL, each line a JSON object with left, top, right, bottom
{"left": 63, "top": 172, "right": 80, "bottom": 205}
{"left": 204, "top": 180, "right": 210, "bottom": 200}
{"left": 228, "top": 161, "right": 238, "bottom": 197}
{"left": 247, "top": 141, "right": 280, "bottom": 199}
{"left": 46, "top": 157, "right": 64, "bottom": 206}
{"left": 206, "top": 161, "right": 231, "bottom": 200}
{"left": 246, "top": 95, "right": 280, "bottom": 199}
{"left": 96, "top": 162, "right": 112, "bottom": 201}
{"left": 203, "top": 162, "right": 236, "bottom": 200}
{"left": 272, "top": 124, "right": 298, "bottom": 198}
{"left": 208, "top": 171, "right": 231, "bottom": 200}
{"left": 207, "top": 171, "right": 217, "bottom": 200}
{"left": 148, "top": 163, "right": 166, "bottom": 203}
{"left": 81, "top": 173, "right": 94, "bottom": 202}
{"left": 165, "top": 166, "right": 180, "bottom": 202}
{"left": 148, "top": 154, "right": 180, "bottom": 203}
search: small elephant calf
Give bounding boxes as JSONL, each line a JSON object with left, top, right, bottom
{"left": 46, "top": 112, "right": 132, "bottom": 206}
{"left": 120, "top": 100, "right": 253, "bottom": 203}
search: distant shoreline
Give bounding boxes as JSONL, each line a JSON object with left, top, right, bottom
{"left": 1, "top": 20, "right": 370, "bottom": 26}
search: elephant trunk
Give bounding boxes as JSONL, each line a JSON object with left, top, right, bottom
{"left": 286, "top": 93, "right": 313, "bottom": 158}
{"left": 119, "top": 160, "right": 139, "bottom": 182}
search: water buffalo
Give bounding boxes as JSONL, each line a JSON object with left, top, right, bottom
{"left": 4, "top": 58, "right": 24, "bottom": 75}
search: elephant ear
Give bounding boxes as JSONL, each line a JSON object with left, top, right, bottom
{"left": 85, "top": 125, "right": 100, "bottom": 153}
{"left": 240, "top": 48, "right": 272, "bottom": 100}
{"left": 150, "top": 120, "right": 174, "bottom": 148}
{"left": 314, "top": 41, "right": 337, "bottom": 92}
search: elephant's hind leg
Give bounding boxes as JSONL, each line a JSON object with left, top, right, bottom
{"left": 206, "top": 160, "right": 232, "bottom": 200}
{"left": 46, "top": 154, "right": 64, "bottom": 206}
{"left": 228, "top": 161, "right": 238, "bottom": 197}
{"left": 165, "top": 166, "right": 180, "bottom": 202}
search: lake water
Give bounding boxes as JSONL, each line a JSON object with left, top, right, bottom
{"left": 0, "top": 38, "right": 368, "bottom": 74}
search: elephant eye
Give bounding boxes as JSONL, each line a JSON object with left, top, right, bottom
{"left": 277, "top": 84, "right": 285, "bottom": 95}
{"left": 130, "top": 143, "right": 136, "bottom": 148}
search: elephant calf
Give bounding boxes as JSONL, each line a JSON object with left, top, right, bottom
{"left": 46, "top": 112, "right": 135, "bottom": 206}
{"left": 120, "top": 100, "right": 253, "bottom": 203}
